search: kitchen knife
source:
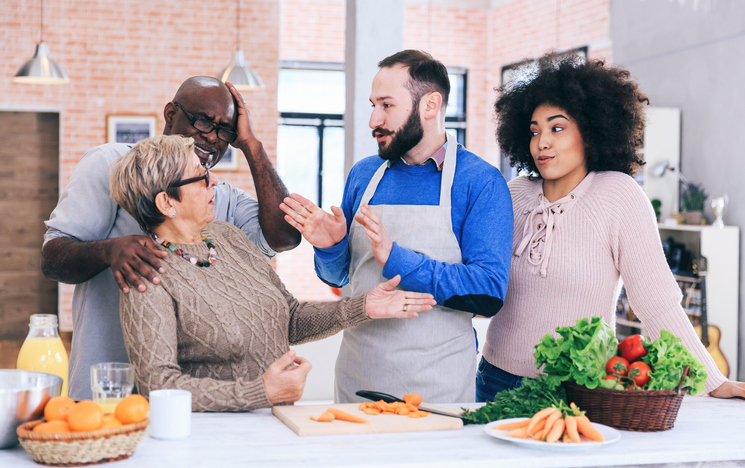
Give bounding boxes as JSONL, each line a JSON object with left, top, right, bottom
{"left": 355, "top": 390, "right": 474, "bottom": 422}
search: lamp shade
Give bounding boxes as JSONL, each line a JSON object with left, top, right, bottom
{"left": 13, "top": 42, "right": 70, "bottom": 84}
{"left": 218, "top": 49, "right": 264, "bottom": 91}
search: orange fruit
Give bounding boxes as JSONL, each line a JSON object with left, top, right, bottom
{"left": 44, "top": 396, "right": 76, "bottom": 422}
{"left": 68, "top": 400, "right": 104, "bottom": 432}
{"left": 114, "top": 394, "right": 149, "bottom": 424}
{"left": 33, "top": 420, "right": 70, "bottom": 433}
{"left": 101, "top": 414, "right": 123, "bottom": 429}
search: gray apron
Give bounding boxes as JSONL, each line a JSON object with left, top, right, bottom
{"left": 334, "top": 132, "right": 476, "bottom": 404}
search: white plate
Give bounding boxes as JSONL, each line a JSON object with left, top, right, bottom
{"left": 484, "top": 417, "right": 621, "bottom": 452}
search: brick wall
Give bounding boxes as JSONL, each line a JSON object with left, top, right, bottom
{"left": 1, "top": 0, "right": 614, "bottom": 323}
{"left": 1, "top": 0, "right": 280, "bottom": 329}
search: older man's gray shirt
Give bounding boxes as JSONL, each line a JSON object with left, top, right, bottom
{"left": 44, "top": 143, "right": 276, "bottom": 400}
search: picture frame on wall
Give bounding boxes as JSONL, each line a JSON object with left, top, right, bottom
{"left": 212, "top": 146, "right": 241, "bottom": 171}
{"left": 106, "top": 114, "right": 158, "bottom": 144}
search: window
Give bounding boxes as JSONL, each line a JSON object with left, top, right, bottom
{"left": 277, "top": 63, "right": 468, "bottom": 210}
{"left": 277, "top": 63, "right": 345, "bottom": 211}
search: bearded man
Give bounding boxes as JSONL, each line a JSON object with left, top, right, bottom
{"left": 280, "top": 50, "right": 512, "bottom": 403}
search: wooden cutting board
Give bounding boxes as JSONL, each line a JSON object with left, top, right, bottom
{"left": 273, "top": 403, "right": 463, "bottom": 436}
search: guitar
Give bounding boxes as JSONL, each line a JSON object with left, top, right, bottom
{"left": 693, "top": 255, "right": 730, "bottom": 378}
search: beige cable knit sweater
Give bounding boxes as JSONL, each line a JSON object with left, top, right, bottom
{"left": 482, "top": 172, "right": 727, "bottom": 393}
{"left": 120, "top": 222, "right": 369, "bottom": 412}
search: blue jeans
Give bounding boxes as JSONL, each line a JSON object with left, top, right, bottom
{"left": 475, "top": 357, "right": 523, "bottom": 402}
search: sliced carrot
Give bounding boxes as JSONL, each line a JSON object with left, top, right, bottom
{"left": 506, "top": 427, "right": 530, "bottom": 439}
{"left": 527, "top": 407, "right": 555, "bottom": 433}
{"left": 564, "top": 416, "right": 581, "bottom": 443}
{"left": 326, "top": 408, "right": 369, "bottom": 424}
{"left": 408, "top": 412, "right": 421, "bottom": 418}
{"left": 493, "top": 419, "right": 530, "bottom": 431}
{"left": 403, "top": 393, "right": 423, "bottom": 406}
{"left": 310, "top": 411, "right": 335, "bottom": 422}
{"left": 396, "top": 406, "right": 410, "bottom": 415}
{"left": 417, "top": 411, "right": 429, "bottom": 417}
{"left": 575, "top": 415, "right": 604, "bottom": 442}
{"left": 545, "top": 418, "right": 565, "bottom": 443}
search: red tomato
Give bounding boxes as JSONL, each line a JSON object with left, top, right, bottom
{"left": 628, "top": 361, "right": 651, "bottom": 387}
{"left": 605, "top": 356, "right": 630, "bottom": 376}
{"left": 618, "top": 335, "right": 647, "bottom": 361}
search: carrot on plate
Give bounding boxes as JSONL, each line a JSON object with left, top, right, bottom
{"left": 544, "top": 418, "right": 565, "bottom": 444}
{"left": 564, "top": 415, "right": 581, "bottom": 443}
{"left": 526, "top": 407, "right": 555, "bottom": 433}
{"left": 575, "top": 415, "right": 605, "bottom": 442}
{"left": 506, "top": 427, "right": 530, "bottom": 439}
{"left": 493, "top": 419, "right": 530, "bottom": 431}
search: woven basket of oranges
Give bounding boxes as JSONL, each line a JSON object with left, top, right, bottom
{"left": 16, "top": 395, "right": 149, "bottom": 466}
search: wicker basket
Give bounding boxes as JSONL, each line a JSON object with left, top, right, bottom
{"left": 563, "top": 366, "right": 689, "bottom": 432}
{"left": 16, "top": 418, "right": 149, "bottom": 466}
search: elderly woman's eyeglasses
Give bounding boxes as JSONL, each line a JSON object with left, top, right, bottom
{"left": 169, "top": 164, "right": 210, "bottom": 189}
{"left": 173, "top": 102, "right": 238, "bottom": 144}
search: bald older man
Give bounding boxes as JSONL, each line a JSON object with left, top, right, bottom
{"left": 42, "top": 77, "right": 300, "bottom": 400}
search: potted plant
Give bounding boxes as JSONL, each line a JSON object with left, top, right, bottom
{"left": 680, "top": 183, "right": 707, "bottom": 225}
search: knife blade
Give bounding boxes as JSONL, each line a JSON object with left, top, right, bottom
{"left": 355, "top": 390, "right": 473, "bottom": 422}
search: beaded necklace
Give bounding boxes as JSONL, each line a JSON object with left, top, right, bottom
{"left": 152, "top": 233, "right": 217, "bottom": 267}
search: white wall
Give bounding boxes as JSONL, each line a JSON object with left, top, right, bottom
{"left": 611, "top": 0, "right": 745, "bottom": 379}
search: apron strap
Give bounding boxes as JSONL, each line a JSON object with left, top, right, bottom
{"left": 439, "top": 132, "right": 458, "bottom": 210}
{"left": 359, "top": 161, "right": 388, "bottom": 209}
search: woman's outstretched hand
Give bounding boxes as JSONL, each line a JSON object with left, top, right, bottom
{"left": 364, "top": 275, "right": 436, "bottom": 319}
{"left": 709, "top": 380, "right": 745, "bottom": 400}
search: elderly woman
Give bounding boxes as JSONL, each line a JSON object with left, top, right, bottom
{"left": 477, "top": 52, "right": 745, "bottom": 401}
{"left": 110, "top": 135, "right": 435, "bottom": 411}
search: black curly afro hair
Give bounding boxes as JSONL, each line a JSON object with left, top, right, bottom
{"left": 495, "top": 52, "right": 649, "bottom": 177}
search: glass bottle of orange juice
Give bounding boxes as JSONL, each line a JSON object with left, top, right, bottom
{"left": 16, "top": 314, "right": 69, "bottom": 398}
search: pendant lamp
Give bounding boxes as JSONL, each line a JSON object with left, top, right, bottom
{"left": 217, "top": 0, "right": 264, "bottom": 90}
{"left": 14, "top": 0, "right": 70, "bottom": 84}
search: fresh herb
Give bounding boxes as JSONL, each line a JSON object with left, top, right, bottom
{"left": 642, "top": 329, "right": 708, "bottom": 394}
{"left": 533, "top": 316, "right": 618, "bottom": 391}
{"left": 461, "top": 375, "right": 566, "bottom": 425}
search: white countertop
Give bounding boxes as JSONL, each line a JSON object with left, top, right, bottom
{"left": 2, "top": 396, "right": 744, "bottom": 468}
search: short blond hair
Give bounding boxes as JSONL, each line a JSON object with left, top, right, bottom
{"left": 110, "top": 135, "right": 195, "bottom": 231}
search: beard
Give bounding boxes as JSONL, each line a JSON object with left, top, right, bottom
{"left": 373, "top": 109, "right": 424, "bottom": 161}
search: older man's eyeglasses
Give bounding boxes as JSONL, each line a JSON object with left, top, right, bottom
{"left": 169, "top": 164, "right": 210, "bottom": 189}
{"left": 173, "top": 102, "right": 238, "bottom": 144}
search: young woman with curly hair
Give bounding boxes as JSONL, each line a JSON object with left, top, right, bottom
{"left": 476, "top": 52, "right": 745, "bottom": 402}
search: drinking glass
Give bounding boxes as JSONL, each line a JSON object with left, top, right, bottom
{"left": 90, "top": 362, "right": 135, "bottom": 414}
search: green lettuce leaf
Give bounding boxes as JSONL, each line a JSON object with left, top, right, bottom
{"left": 642, "top": 329, "right": 708, "bottom": 394}
{"left": 534, "top": 317, "right": 618, "bottom": 391}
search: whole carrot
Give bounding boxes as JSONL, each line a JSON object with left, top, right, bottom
{"left": 527, "top": 407, "right": 555, "bottom": 433}
{"left": 326, "top": 408, "right": 369, "bottom": 424}
{"left": 545, "top": 418, "right": 565, "bottom": 444}
{"left": 575, "top": 415, "right": 604, "bottom": 442}
{"left": 493, "top": 419, "right": 530, "bottom": 431}
{"left": 564, "top": 416, "right": 581, "bottom": 443}
{"left": 506, "top": 427, "right": 530, "bottom": 439}
{"left": 527, "top": 419, "right": 546, "bottom": 439}
{"left": 540, "top": 410, "right": 562, "bottom": 440}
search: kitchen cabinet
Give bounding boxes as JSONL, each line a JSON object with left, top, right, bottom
{"left": 618, "top": 224, "right": 739, "bottom": 379}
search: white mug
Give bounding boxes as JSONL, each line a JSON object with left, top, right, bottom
{"left": 148, "top": 389, "right": 192, "bottom": 440}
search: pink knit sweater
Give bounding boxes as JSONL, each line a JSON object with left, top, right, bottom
{"left": 482, "top": 171, "right": 726, "bottom": 393}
